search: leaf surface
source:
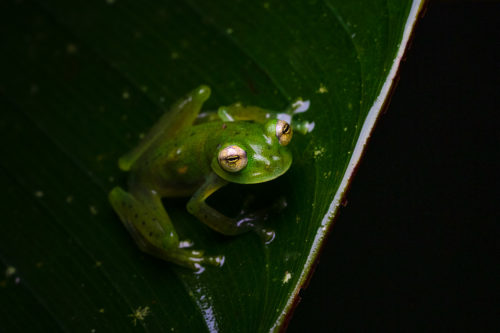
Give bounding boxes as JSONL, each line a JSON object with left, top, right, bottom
{"left": 0, "top": 0, "right": 423, "bottom": 331}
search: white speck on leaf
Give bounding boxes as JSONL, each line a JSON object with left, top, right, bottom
{"left": 313, "top": 146, "right": 326, "bottom": 159}
{"left": 282, "top": 271, "right": 292, "bottom": 284}
{"left": 316, "top": 83, "right": 328, "bottom": 94}
{"left": 129, "top": 306, "right": 151, "bottom": 326}
{"left": 5, "top": 266, "right": 16, "bottom": 278}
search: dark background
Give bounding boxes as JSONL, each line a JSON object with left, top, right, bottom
{"left": 289, "top": 1, "right": 498, "bottom": 332}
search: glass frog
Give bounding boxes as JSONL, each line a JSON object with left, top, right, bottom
{"left": 109, "top": 85, "right": 312, "bottom": 271}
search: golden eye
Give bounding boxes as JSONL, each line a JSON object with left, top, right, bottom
{"left": 218, "top": 145, "right": 248, "bottom": 172}
{"left": 276, "top": 120, "right": 293, "bottom": 146}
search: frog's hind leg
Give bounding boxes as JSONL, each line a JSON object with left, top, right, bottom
{"left": 217, "top": 100, "right": 313, "bottom": 134}
{"left": 118, "top": 85, "right": 212, "bottom": 171}
{"left": 217, "top": 104, "right": 274, "bottom": 123}
{"left": 109, "top": 186, "right": 223, "bottom": 270}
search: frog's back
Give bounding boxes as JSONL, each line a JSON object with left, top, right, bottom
{"left": 129, "top": 121, "right": 224, "bottom": 197}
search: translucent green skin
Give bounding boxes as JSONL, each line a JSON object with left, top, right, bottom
{"left": 131, "top": 116, "right": 292, "bottom": 192}
{"left": 109, "top": 85, "right": 306, "bottom": 271}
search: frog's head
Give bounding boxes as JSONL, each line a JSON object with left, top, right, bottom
{"left": 211, "top": 119, "right": 293, "bottom": 184}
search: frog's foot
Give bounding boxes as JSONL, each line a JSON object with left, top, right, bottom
{"left": 235, "top": 195, "right": 286, "bottom": 243}
{"left": 178, "top": 239, "right": 194, "bottom": 248}
{"left": 257, "top": 228, "right": 276, "bottom": 244}
{"left": 292, "top": 119, "right": 315, "bottom": 135}
{"left": 234, "top": 211, "right": 276, "bottom": 244}
{"left": 160, "top": 247, "right": 225, "bottom": 272}
{"left": 280, "top": 99, "right": 314, "bottom": 134}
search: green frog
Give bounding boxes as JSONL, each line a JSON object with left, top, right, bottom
{"left": 109, "top": 85, "right": 311, "bottom": 271}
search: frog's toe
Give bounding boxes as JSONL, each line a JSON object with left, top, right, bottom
{"left": 205, "top": 254, "right": 225, "bottom": 267}
{"left": 182, "top": 257, "right": 205, "bottom": 272}
{"left": 178, "top": 253, "right": 224, "bottom": 272}
{"left": 293, "top": 120, "right": 315, "bottom": 135}
{"left": 258, "top": 228, "right": 276, "bottom": 244}
{"left": 188, "top": 249, "right": 205, "bottom": 257}
{"left": 178, "top": 239, "right": 194, "bottom": 248}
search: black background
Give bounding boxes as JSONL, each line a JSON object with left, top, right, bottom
{"left": 289, "top": 1, "right": 498, "bottom": 332}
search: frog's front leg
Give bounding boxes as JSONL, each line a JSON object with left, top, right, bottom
{"left": 109, "top": 186, "right": 224, "bottom": 271}
{"left": 186, "top": 173, "right": 275, "bottom": 243}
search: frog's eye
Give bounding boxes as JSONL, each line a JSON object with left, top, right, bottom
{"left": 276, "top": 120, "right": 293, "bottom": 146}
{"left": 218, "top": 145, "right": 248, "bottom": 172}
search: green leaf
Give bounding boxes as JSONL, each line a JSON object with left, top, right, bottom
{"left": 0, "top": 0, "right": 423, "bottom": 331}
